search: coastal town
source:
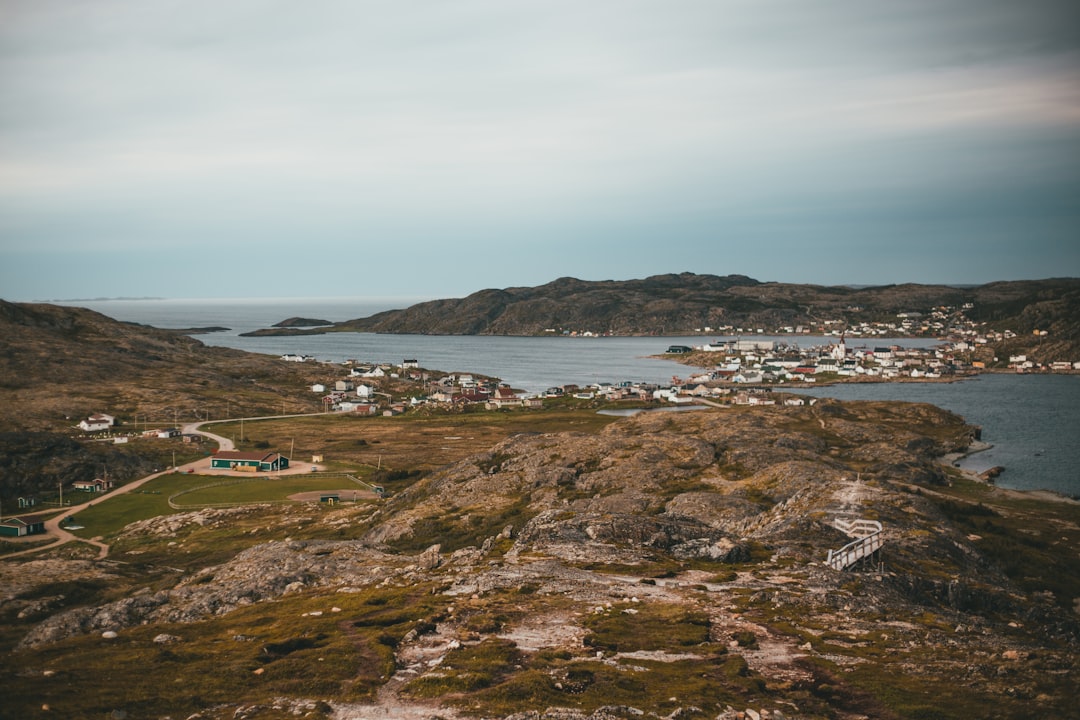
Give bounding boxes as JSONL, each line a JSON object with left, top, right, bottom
{"left": 9, "top": 302, "right": 1073, "bottom": 524}
{"left": 293, "top": 320, "right": 1079, "bottom": 417}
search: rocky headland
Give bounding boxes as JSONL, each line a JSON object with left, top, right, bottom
{"left": 243, "top": 274, "right": 1080, "bottom": 362}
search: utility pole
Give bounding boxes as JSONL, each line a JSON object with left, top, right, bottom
{"left": 58, "top": 481, "right": 63, "bottom": 508}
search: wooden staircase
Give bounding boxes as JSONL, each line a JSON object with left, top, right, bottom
{"left": 827, "top": 518, "right": 883, "bottom": 571}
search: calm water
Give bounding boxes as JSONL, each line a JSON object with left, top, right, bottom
{"left": 789, "top": 375, "right": 1079, "bottom": 496}
{"left": 65, "top": 298, "right": 1079, "bottom": 495}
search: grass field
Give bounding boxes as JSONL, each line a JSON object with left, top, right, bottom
{"left": 209, "top": 407, "right": 621, "bottom": 476}
{"left": 173, "top": 474, "right": 375, "bottom": 506}
{"left": 64, "top": 474, "right": 201, "bottom": 539}
{"left": 66, "top": 472, "right": 381, "bottom": 540}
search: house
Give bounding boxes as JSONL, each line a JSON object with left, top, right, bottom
{"left": 0, "top": 517, "right": 46, "bottom": 537}
{"left": 338, "top": 401, "right": 378, "bottom": 415}
{"left": 487, "top": 386, "right": 523, "bottom": 409}
{"left": 182, "top": 433, "right": 203, "bottom": 444}
{"left": 72, "top": 478, "right": 111, "bottom": 492}
{"left": 666, "top": 345, "right": 693, "bottom": 354}
{"left": 402, "top": 359, "right": 419, "bottom": 369}
{"left": 78, "top": 413, "right": 114, "bottom": 432}
{"left": 311, "top": 383, "right": 326, "bottom": 393}
{"left": 815, "top": 359, "right": 839, "bottom": 374}
{"left": 156, "top": 428, "right": 180, "bottom": 439}
{"left": 356, "top": 384, "right": 375, "bottom": 399}
{"left": 335, "top": 379, "right": 355, "bottom": 392}
{"left": 210, "top": 451, "right": 289, "bottom": 472}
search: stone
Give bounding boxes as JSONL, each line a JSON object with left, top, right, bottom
{"left": 418, "top": 544, "right": 442, "bottom": 570}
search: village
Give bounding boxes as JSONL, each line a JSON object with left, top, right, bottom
{"left": 6, "top": 305, "right": 1073, "bottom": 536}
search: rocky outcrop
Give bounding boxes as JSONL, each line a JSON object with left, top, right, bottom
{"left": 19, "top": 541, "right": 420, "bottom": 647}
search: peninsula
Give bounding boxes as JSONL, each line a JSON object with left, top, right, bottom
{"left": 245, "top": 274, "right": 1080, "bottom": 366}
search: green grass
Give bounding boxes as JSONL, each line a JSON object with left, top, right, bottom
{"left": 2, "top": 583, "right": 445, "bottom": 717}
{"left": 64, "top": 472, "right": 377, "bottom": 541}
{"left": 174, "top": 474, "right": 375, "bottom": 506}
{"left": 64, "top": 481, "right": 188, "bottom": 538}
{"left": 583, "top": 602, "right": 713, "bottom": 653}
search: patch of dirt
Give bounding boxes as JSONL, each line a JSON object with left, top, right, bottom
{"left": 497, "top": 608, "right": 586, "bottom": 651}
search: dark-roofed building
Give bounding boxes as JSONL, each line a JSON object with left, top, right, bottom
{"left": 0, "top": 517, "right": 46, "bottom": 537}
{"left": 210, "top": 451, "right": 289, "bottom": 472}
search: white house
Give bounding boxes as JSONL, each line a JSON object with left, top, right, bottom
{"left": 356, "top": 384, "right": 375, "bottom": 399}
{"left": 78, "top": 414, "right": 114, "bottom": 432}
{"left": 311, "top": 383, "right": 326, "bottom": 393}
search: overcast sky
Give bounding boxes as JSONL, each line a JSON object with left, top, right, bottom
{"left": 2, "top": 0, "right": 1078, "bottom": 301}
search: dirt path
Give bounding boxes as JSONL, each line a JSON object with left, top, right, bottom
{"left": 5, "top": 421, "right": 230, "bottom": 560}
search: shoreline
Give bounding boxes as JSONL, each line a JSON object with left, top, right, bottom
{"left": 939, "top": 440, "right": 1079, "bottom": 505}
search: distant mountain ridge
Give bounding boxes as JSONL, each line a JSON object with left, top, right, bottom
{"left": 250, "top": 274, "right": 1080, "bottom": 358}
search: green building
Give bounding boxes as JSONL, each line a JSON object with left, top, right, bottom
{"left": 210, "top": 451, "right": 289, "bottom": 472}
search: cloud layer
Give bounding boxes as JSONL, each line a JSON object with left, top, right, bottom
{"left": 2, "top": 0, "right": 1078, "bottom": 299}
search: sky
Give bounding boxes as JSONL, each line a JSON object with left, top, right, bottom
{"left": 2, "top": 0, "right": 1079, "bottom": 301}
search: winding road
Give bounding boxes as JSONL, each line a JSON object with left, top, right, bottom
{"left": 3, "top": 411, "right": 341, "bottom": 560}
{"left": 3, "top": 421, "right": 235, "bottom": 560}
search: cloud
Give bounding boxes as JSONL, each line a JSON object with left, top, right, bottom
{"left": 1, "top": 0, "right": 1078, "bottom": 297}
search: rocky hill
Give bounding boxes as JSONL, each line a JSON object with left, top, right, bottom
{"left": 0, "top": 300, "right": 325, "bottom": 498}
{"left": 249, "top": 274, "right": 1080, "bottom": 360}
{"left": 5, "top": 401, "right": 1078, "bottom": 719}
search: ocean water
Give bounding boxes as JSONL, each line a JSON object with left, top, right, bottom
{"left": 790, "top": 374, "right": 1080, "bottom": 496}
{"left": 63, "top": 298, "right": 1079, "bottom": 496}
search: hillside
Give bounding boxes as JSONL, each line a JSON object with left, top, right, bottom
{"left": 249, "top": 274, "right": 1080, "bottom": 360}
{"left": 2, "top": 401, "right": 1078, "bottom": 719}
{"left": 0, "top": 300, "right": 326, "bottom": 497}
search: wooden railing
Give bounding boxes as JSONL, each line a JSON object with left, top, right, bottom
{"left": 827, "top": 518, "right": 883, "bottom": 571}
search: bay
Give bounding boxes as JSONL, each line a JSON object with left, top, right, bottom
{"left": 63, "top": 297, "right": 1079, "bottom": 496}
{"left": 789, "top": 374, "right": 1080, "bottom": 496}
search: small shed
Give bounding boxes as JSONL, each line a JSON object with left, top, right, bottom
{"left": 320, "top": 494, "right": 340, "bottom": 505}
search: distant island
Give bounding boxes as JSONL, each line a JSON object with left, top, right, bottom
{"left": 272, "top": 316, "right": 333, "bottom": 328}
{"left": 245, "top": 273, "right": 1080, "bottom": 363}
{"left": 45, "top": 296, "right": 166, "bottom": 302}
